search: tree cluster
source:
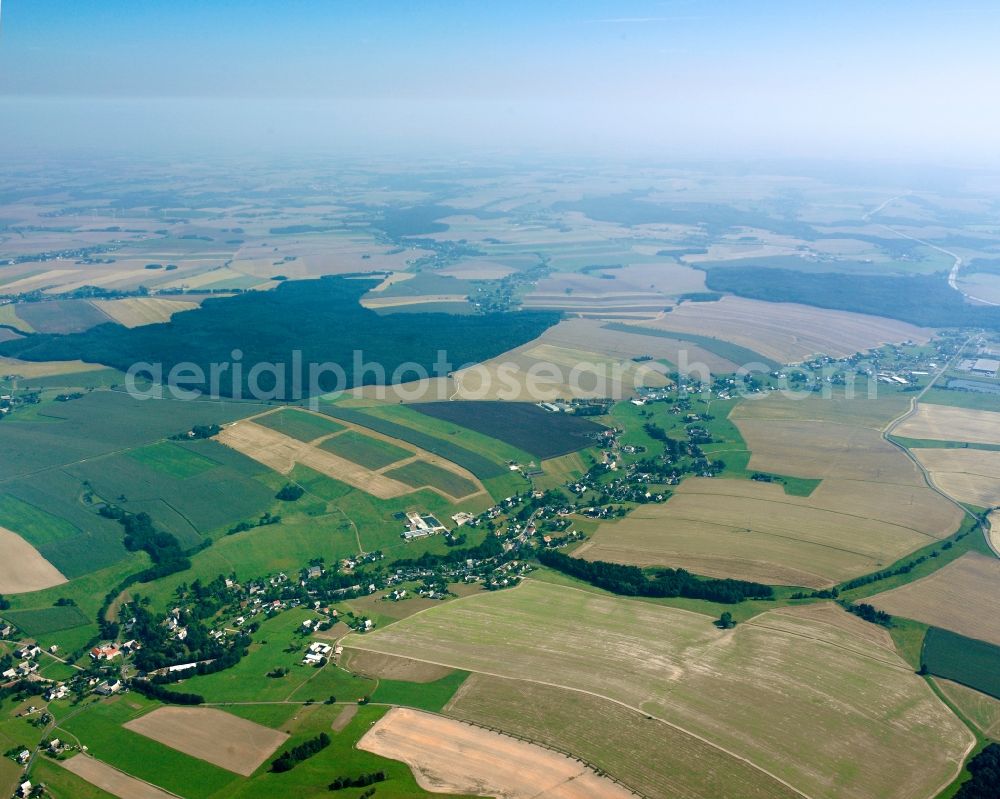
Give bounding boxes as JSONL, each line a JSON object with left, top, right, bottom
{"left": 270, "top": 732, "right": 331, "bottom": 773}
{"left": 538, "top": 550, "right": 772, "bottom": 603}
{"left": 329, "top": 772, "right": 386, "bottom": 791}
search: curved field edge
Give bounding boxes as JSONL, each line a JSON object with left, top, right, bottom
{"left": 342, "top": 580, "right": 973, "bottom": 799}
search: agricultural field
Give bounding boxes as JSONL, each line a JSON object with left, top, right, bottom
{"left": 922, "top": 627, "right": 1000, "bottom": 700}
{"left": 252, "top": 407, "right": 345, "bottom": 442}
{"left": 0, "top": 524, "right": 66, "bottom": 593}
{"left": 13, "top": 299, "right": 113, "bottom": 334}
{"left": 626, "top": 295, "right": 932, "bottom": 364}
{"left": 218, "top": 420, "right": 414, "bottom": 499}
{"left": 579, "top": 476, "right": 956, "bottom": 588}
{"left": 123, "top": 706, "right": 289, "bottom": 776}
{"left": 912, "top": 447, "right": 1000, "bottom": 507}
{"left": 385, "top": 460, "right": 479, "bottom": 499}
{"left": 409, "top": 401, "right": 605, "bottom": 460}
{"left": 359, "top": 707, "right": 636, "bottom": 799}
{"left": 867, "top": 552, "right": 1000, "bottom": 647}
{"left": 319, "top": 429, "right": 413, "bottom": 469}
{"left": 59, "top": 756, "right": 179, "bottom": 799}
{"left": 934, "top": 679, "right": 1000, "bottom": 737}
{"left": 91, "top": 296, "right": 200, "bottom": 327}
{"left": 345, "top": 580, "right": 972, "bottom": 799}
{"left": 444, "top": 673, "right": 801, "bottom": 799}
{"left": 894, "top": 403, "right": 1000, "bottom": 446}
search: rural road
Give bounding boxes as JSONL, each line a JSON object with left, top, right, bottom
{"left": 881, "top": 335, "right": 1000, "bottom": 557}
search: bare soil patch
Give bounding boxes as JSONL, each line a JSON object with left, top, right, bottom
{"left": 59, "top": 755, "right": 179, "bottom": 799}
{"left": 358, "top": 707, "right": 635, "bottom": 799}
{"left": 0, "top": 525, "right": 66, "bottom": 593}
{"left": 123, "top": 706, "right": 288, "bottom": 776}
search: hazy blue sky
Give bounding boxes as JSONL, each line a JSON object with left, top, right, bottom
{"left": 2, "top": 0, "right": 999, "bottom": 161}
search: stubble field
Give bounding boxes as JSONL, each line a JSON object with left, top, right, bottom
{"left": 344, "top": 580, "right": 971, "bottom": 799}
{"left": 895, "top": 404, "right": 1000, "bottom": 446}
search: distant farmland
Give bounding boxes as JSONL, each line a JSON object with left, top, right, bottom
{"left": 409, "top": 401, "right": 605, "bottom": 459}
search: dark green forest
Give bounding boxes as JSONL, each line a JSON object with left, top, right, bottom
{"left": 705, "top": 267, "right": 1000, "bottom": 329}
{"left": 0, "top": 277, "right": 559, "bottom": 397}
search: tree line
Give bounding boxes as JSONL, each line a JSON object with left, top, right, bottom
{"left": 537, "top": 550, "right": 773, "bottom": 603}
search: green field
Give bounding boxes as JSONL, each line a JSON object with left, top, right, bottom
{"left": 0, "top": 493, "right": 79, "bottom": 546}
{"left": 370, "top": 669, "right": 470, "bottom": 712}
{"left": 319, "top": 429, "right": 413, "bottom": 469}
{"left": 3, "top": 604, "right": 91, "bottom": 636}
{"left": 408, "top": 401, "right": 606, "bottom": 460}
{"left": 922, "top": 627, "right": 1000, "bottom": 700}
{"left": 322, "top": 402, "right": 524, "bottom": 478}
{"left": 919, "top": 386, "right": 1000, "bottom": 412}
{"left": 126, "top": 441, "right": 220, "bottom": 478}
{"left": 889, "top": 435, "right": 1000, "bottom": 451}
{"left": 345, "top": 579, "right": 971, "bottom": 799}
{"left": 385, "top": 461, "right": 479, "bottom": 498}
{"left": 253, "top": 408, "right": 345, "bottom": 442}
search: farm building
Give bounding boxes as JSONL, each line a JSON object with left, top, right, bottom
{"left": 970, "top": 358, "right": 1000, "bottom": 377}
{"left": 402, "top": 511, "right": 447, "bottom": 540}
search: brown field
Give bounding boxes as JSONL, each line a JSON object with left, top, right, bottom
{"left": 631, "top": 296, "right": 931, "bottom": 363}
{"left": 445, "top": 673, "right": 801, "bottom": 799}
{"left": 358, "top": 707, "right": 636, "bottom": 799}
{"left": 344, "top": 649, "right": 455, "bottom": 683}
{"left": 913, "top": 448, "right": 1000, "bottom": 507}
{"left": 580, "top": 477, "right": 955, "bottom": 588}
{"left": 367, "top": 271, "right": 416, "bottom": 292}
{"left": 764, "top": 601, "right": 895, "bottom": 650}
{"left": 330, "top": 703, "right": 358, "bottom": 732}
{"left": 895, "top": 404, "right": 1000, "bottom": 446}
{"left": 59, "top": 755, "right": 179, "bottom": 799}
{"left": 347, "top": 580, "right": 971, "bottom": 799}
{"left": 219, "top": 420, "right": 411, "bottom": 498}
{"left": 123, "top": 706, "right": 288, "bottom": 776}
{"left": 0, "top": 356, "right": 106, "bottom": 378}
{"left": 219, "top": 416, "right": 485, "bottom": 501}
{"left": 0, "top": 526, "right": 66, "bottom": 593}
{"left": 92, "top": 297, "right": 199, "bottom": 328}
{"left": 868, "top": 552, "right": 1000, "bottom": 646}
{"left": 934, "top": 678, "right": 1000, "bottom": 737}
{"left": 737, "top": 418, "right": 927, "bottom": 482}
{"left": 731, "top": 387, "right": 913, "bottom": 430}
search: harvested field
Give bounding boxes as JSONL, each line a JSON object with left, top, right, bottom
{"left": 934, "top": 678, "right": 1000, "bottom": 737}
{"left": 0, "top": 526, "right": 66, "bottom": 593}
{"left": 630, "top": 296, "right": 931, "bottom": 363}
{"left": 580, "top": 477, "right": 956, "bottom": 588}
{"left": 868, "top": 552, "right": 1000, "bottom": 646}
{"left": 358, "top": 707, "right": 636, "bottom": 799}
{"left": 92, "top": 297, "right": 199, "bottom": 328}
{"left": 736, "top": 418, "right": 928, "bottom": 482}
{"left": 59, "top": 755, "right": 178, "bottom": 799}
{"left": 0, "top": 355, "right": 105, "bottom": 378}
{"left": 445, "top": 673, "right": 801, "bottom": 799}
{"left": 764, "top": 601, "right": 895, "bottom": 650}
{"left": 895, "top": 404, "right": 1000, "bottom": 446}
{"left": 346, "top": 580, "right": 971, "bottom": 799}
{"left": 217, "top": 420, "right": 412, "bottom": 498}
{"left": 913, "top": 448, "right": 1000, "bottom": 507}
{"left": 123, "top": 706, "right": 288, "bottom": 776}
{"left": 345, "top": 649, "right": 456, "bottom": 683}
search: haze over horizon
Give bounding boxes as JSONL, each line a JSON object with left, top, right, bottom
{"left": 2, "top": 0, "right": 1000, "bottom": 165}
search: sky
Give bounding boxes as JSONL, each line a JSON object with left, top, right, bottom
{"left": 2, "top": 0, "right": 1000, "bottom": 162}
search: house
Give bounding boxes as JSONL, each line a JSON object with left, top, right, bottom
{"left": 94, "top": 679, "right": 122, "bottom": 696}
{"left": 16, "top": 750, "right": 29, "bottom": 765}
{"left": 306, "top": 565, "right": 323, "bottom": 579}
{"left": 90, "top": 644, "right": 121, "bottom": 661}
{"left": 45, "top": 684, "right": 69, "bottom": 701}
{"left": 17, "top": 780, "right": 31, "bottom": 798}
{"left": 0, "top": 623, "right": 13, "bottom": 638}
{"left": 308, "top": 642, "right": 332, "bottom": 656}
{"left": 14, "top": 644, "right": 40, "bottom": 659}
